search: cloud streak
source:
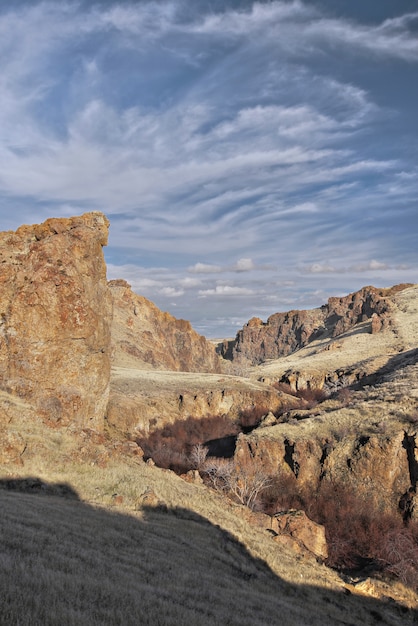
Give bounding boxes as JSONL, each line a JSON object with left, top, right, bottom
{"left": 0, "top": 1, "right": 417, "bottom": 336}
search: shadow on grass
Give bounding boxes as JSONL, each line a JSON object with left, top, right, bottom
{"left": 0, "top": 478, "right": 416, "bottom": 626}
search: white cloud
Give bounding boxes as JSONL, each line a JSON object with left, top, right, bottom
{"left": 351, "top": 260, "right": 389, "bottom": 272}
{"left": 233, "top": 258, "right": 255, "bottom": 272}
{"left": 188, "top": 262, "right": 222, "bottom": 274}
{"left": 159, "top": 286, "right": 185, "bottom": 297}
{"left": 305, "top": 263, "right": 337, "bottom": 274}
{"left": 198, "top": 285, "right": 255, "bottom": 297}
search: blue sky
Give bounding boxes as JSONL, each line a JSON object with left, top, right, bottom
{"left": 1, "top": 1, "right": 417, "bottom": 337}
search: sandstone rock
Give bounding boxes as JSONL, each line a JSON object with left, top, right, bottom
{"left": 109, "top": 279, "right": 225, "bottom": 373}
{"left": 107, "top": 368, "right": 287, "bottom": 435}
{"left": 219, "top": 284, "right": 412, "bottom": 365}
{"left": 272, "top": 509, "right": 328, "bottom": 559}
{"left": 235, "top": 427, "right": 411, "bottom": 514}
{"left": 0, "top": 213, "right": 112, "bottom": 430}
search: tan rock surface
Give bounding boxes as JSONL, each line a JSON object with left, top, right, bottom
{"left": 252, "top": 284, "right": 418, "bottom": 392}
{"left": 221, "top": 284, "right": 412, "bottom": 366}
{"left": 235, "top": 360, "right": 418, "bottom": 512}
{"left": 272, "top": 509, "right": 328, "bottom": 559}
{"left": 107, "top": 367, "right": 292, "bottom": 435}
{"left": 109, "top": 279, "right": 225, "bottom": 373}
{"left": 0, "top": 212, "right": 112, "bottom": 430}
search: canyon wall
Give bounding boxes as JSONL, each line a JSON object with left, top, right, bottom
{"left": 110, "top": 279, "right": 225, "bottom": 373}
{"left": 0, "top": 213, "right": 112, "bottom": 430}
{"left": 220, "top": 285, "right": 411, "bottom": 365}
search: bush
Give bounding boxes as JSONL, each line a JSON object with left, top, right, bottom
{"left": 136, "top": 414, "right": 239, "bottom": 472}
{"left": 258, "top": 476, "right": 418, "bottom": 588}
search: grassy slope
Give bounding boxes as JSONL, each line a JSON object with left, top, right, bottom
{"left": 0, "top": 418, "right": 417, "bottom": 625}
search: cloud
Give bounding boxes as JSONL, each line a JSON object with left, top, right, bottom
{"left": 188, "top": 262, "right": 222, "bottom": 274}
{"left": 233, "top": 258, "right": 255, "bottom": 272}
{"left": 304, "top": 263, "right": 337, "bottom": 274}
{"left": 198, "top": 285, "right": 255, "bottom": 297}
{"left": 0, "top": 1, "right": 416, "bottom": 337}
{"left": 303, "top": 259, "right": 392, "bottom": 275}
{"left": 158, "top": 286, "right": 185, "bottom": 297}
{"left": 351, "top": 260, "right": 390, "bottom": 272}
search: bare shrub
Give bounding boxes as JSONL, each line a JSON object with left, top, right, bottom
{"left": 203, "top": 458, "right": 233, "bottom": 493}
{"left": 259, "top": 473, "right": 303, "bottom": 516}
{"left": 377, "top": 523, "right": 418, "bottom": 589}
{"left": 202, "top": 459, "right": 272, "bottom": 510}
{"left": 335, "top": 387, "right": 353, "bottom": 407}
{"left": 137, "top": 414, "right": 239, "bottom": 472}
{"left": 404, "top": 413, "right": 418, "bottom": 425}
{"left": 273, "top": 382, "right": 298, "bottom": 396}
{"left": 189, "top": 443, "right": 208, "bottom": 470}
{"left": 296, "top": 387, "right": 328, "bottom": 406}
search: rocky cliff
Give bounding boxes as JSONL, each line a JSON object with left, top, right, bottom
{"left": 219, "top": 284, "right": 412, "bottom": 365}
{"left": 109, "top": 279, "right": 224, "bottom": 373}
{"left": 0, "top": 213, "right": 112, "bottom": 430}
{"left": 235, "top": 350, "right": 418, "bottom": 516}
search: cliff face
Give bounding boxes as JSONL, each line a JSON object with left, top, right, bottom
{"left": 235, "top": 354, "right": 418, "bottom": 515}
{"left": 220, "top": 285, "right": 411, "bottom": 365}
{"left": 0, "top": 213, "right": 112, "bottom": 430}
{"left": 109, "top": 279, "right": 225, "bottom": 373}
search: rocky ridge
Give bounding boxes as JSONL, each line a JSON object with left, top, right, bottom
{"left": 1, "top": 213, "right": 418, "bottom": 614}
{"left": 110, "top": 279, "right": 224, "bottom": 373}
{"left": 219, "top": 284, "right": 411, "bottom": 365}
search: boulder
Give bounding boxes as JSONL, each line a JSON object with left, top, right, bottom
{"left": 272, "top": 509, "right": 328, "bottom": 559}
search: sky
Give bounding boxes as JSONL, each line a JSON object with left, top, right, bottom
{"left": 0, "top": 0, "right": 417, "bottom": 338}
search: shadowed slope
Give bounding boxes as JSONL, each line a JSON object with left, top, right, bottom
{"left": 0, "top": 483, "right": 416, "bottom": 626}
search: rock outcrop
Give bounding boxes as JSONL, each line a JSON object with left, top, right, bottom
{"left": 234, "top": 358, "right": 418, "bottom": 514}
{"left": 0, "top": 213, "right": 112, "bottom": 430}
{"left": 107, "top": 368, "right": 295, "bottom": 435}
{"left": 110, "top": 279, "right": 225, "bottom": 373}
{"left": 219, "top": 284, "right": 412, "bottom": 365}
{"left": 272, "top": 510, "right": 328, "bottom": 560}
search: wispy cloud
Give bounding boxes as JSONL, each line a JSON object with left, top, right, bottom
{"left": 0, "top": 1, "right": 417, "bottom": 336}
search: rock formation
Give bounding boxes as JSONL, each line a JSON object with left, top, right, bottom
{"left": 0, "top": 213, "right": 112, "bottom": 430}
{"left": 272, "top": 510, "right": 328, "bottom": 560}
{"left": 235, "top": 355, "right": 418, "bottom": 515}
{"left": 107, "top": 368, "right": 295, "bottom": 435}
{"left": 219, "top": 284, "right": 412, "bottom": 365}
{"left": 109, "top": 279, "right": 224, "bottom": 373}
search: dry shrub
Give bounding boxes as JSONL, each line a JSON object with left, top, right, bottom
{"left": 273, "top": 382, "right": 298, "bottom": 396}
{"left": 273, "top": 382, "right": 328, "bottom": 411}
{"left": 259, "top": 473, "right": 302, "bottom": 515}
{"left": 258, "top": 475, "right": 418, "bottom": 589}
{"left": 335, "top": 387, "right": 353, "bottom": 407}
{"left": 202, "top": 458, "right": 272, "bottom": 510}
{"left": 296, "top": 387, "right": 328, "bottom": 406}
{"left": 137, "top": 414, "right": 239, "bottom": 472}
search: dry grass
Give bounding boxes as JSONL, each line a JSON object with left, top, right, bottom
{"left": 1, "top": 413, "right": 417, "bottom": 624}
{"left": 0, "top": 475, "right": 416, "bottom": 626}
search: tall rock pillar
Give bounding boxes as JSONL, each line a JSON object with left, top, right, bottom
{"left": 0, "top": 212, "right": 112, "bottom": 430}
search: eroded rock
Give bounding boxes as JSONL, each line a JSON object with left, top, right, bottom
{"left": 272, "top": 509, "right": 328, "bottom": 559}
{"left": 220, "top": 285, "right": 412, "bottom": 365}
{"left": 0, "top": 212, "right": 112, "bottom": 430}
{"left": 110, "top": 279, "right": 225, "bottom": 373}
